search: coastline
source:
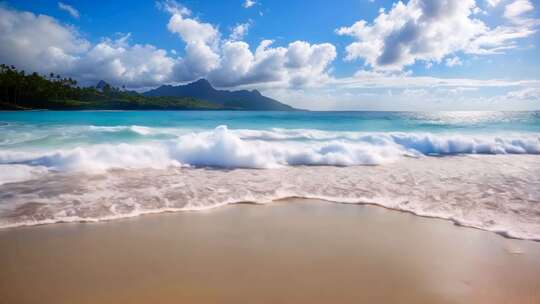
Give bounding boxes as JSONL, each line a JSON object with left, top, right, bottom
{"left": 2, "top": 196, "right": 539, "bottom": 243}
{"left": 2, "top": 155, "right": 539, "bottom": 241}
{"left": 1, "top": 198, "right": 539, "bottom": 304}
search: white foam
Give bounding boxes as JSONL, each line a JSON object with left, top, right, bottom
{"left": 0, "top": 155, "right": 539, "bottom": 240}
{"left": 0, "top": 164, "right": 49, "bottom": 185}
{"left": 1, "top": 126, "right": 538, "bottom": 172}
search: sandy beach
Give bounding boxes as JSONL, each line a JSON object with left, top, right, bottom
{"left": 2, "top": 0, "right": 540, "bottom": 302}
{"left": 1, "top": 198, "right": 539, "bottom": 304}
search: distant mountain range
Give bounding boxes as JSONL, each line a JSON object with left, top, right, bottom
{"left": 144, "top": 79, "right": 296, "bottom": 111}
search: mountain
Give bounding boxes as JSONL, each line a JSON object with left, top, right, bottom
{"left": 0, "top": 65, "right": 223, "bottom": 111}
{"left": 95, "top": 80, "right": 109, "bottom": 92}
{"left": 0, "top": 65, "right": 297, "bottom": 111}
{"left": 143, "top": 79, "right": 297, "bottom": 111}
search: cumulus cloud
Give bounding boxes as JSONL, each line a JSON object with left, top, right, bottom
{"left": 208, "top": 40, "right": 336, "bottom": 88}
{"left": 163, "top": 3, "right": 221, "bottom": 80}
{"left": 243, "top": 0, "right": 256, "bottom": 8}
{"left": 158, "top": 2, "right": 337, "bottom": 88}
{"left": 336, "top": 0, "right": 538, "bottom": 71}
{"left": 2, "top": 0, "right": 537, "bottom": 111}
{"left": 0, "top": 6, "right": 89, "bottom": 74}
{"left": 229, "top": 22, "right": 251, "bottom": 41}
{"left": 77, "top": 34, "right": 176, "bottom": 87}
{"left": 0, "top": 4, "right": 336, "bottom": 90}
{"left": 58, "top": 2, "right": 80, "bottom": 19}
{"left": 0, "top": 7, "right": 174, "bottom": 87}
{"left": 166, "top": 10, "right": 219, "bottom": 45}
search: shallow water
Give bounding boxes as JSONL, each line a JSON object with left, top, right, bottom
{"left": 0, "top": 111, "right": 539, "bottom": 239}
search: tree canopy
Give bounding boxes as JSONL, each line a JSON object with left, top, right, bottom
{"left": 0, "top": 64, "right": 222, "bottom": 110}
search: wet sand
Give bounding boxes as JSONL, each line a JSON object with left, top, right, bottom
{"left": 1, "top": 198, "right": 539, "bottom": 304}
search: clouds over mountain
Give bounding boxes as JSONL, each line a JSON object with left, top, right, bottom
{"left": 0, "top": 2, "right": 335, "bottom": 89}
{"left": 76, "top": 35, "right": 175, "bottom": 87}
{"left": 161, "top": 1, "right": 336, "bottom": 88}
{"left": 0, "top": 0, "right": 538, "bottom": 110}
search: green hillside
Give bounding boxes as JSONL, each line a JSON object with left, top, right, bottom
{"left": 0, "top": 65, "right": 223, "bottom": 110}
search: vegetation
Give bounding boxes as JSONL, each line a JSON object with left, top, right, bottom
{"left": 0, "top": 64, "right": 223, "bottom": 110}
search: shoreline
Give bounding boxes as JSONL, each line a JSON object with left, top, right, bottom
{"left": 1, "top": 154, "right": 539, "bottom": 241}
{"left": 2, "top": 196, "right": 540, "bottom": 243}
{"left": 1, "top": 198, "right": 539, "bottom": 304}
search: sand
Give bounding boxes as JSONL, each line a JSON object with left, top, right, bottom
{"left": 1, "top": 198, "right": 539, "bottom": 304}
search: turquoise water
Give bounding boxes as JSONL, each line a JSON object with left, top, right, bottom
{"left": 1, "top": 110, "right": 539, "bottom": 133}
{"left": 0, "top": 111, "right": 539, "bottom": 161}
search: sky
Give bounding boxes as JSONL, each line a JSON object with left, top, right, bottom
{"left": 1, "top": 0, "right": 539, "bottom": 110}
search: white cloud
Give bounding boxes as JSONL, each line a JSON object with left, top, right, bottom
{"left": 401, "top": 88, "right": 428, "bottom": 97}
{"left": 504, "top": 0, "right": 534, "bottom": 23}
{"left": 229, "top": 22, "right": 251, "bottom": 41}
{"left": 158, "top": 2, "right": 336, "bottom": 88}
{"left": 156, "top": 0, "right": 191, "bottom": 16}
{"left": 243, "top": 0, "right": 256, "bottom": 8}
{"left": 0, "top": 7, "right": 174, "bottom": 87}
{"left": 0, "top": 6, "right": 89, "bottom": 73}
{"left": 332, "top": 69, "right": 540, "bottom": 89}
{"left": 207, "top": 40, "right": 336, "bottom": 88}
{"left": 58, "top": 2, "right": 80, "bottom": 19}
{"left": 506, "top": 87, "right": 540, "bottom": 100}
{"left": 78, "top": 34, "right": 176, "bottom": 87}
{"left": 268, "top": 79, "right": 540, "bottom": 111}
{"left": 337, "top": 0, "right": 538, "bottom": 71}
{"left": 164, "top": 4, "right": 221, "bottom": 79}
{"left": 0, "top": 4, "right": 336, "bottom": 90}
{"left": 445, "top": 56, "right": 462, "bottom": 67}
{"left": 259, "top": 64, "right": 540, "bottom": 110}
{"left": 2, "top": 2, "right": 539, "bottom": 111}
{"left": 166, "top": 10, "right": 219, "bottom": 46}
{"left": 485, "top": 0, "right": 502, "bottom": 7}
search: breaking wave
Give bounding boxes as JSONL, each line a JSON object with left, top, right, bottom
{"left": 1, "top": 125, "right": 539, "bottom": 240}
{"left": 0, "top": 126, "right": 539, "bottom": 173}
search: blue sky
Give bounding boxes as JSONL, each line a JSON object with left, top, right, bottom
{"left": 1, "top": 0, "right": 539, "bottom": 110}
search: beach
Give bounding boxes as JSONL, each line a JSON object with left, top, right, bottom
{"left": 1, "top": 111, "right": 540, "bottom": 303}
{"left": 2, "top": 0, "right": 540, "bottom": 301}
{"left": 1, "top": 198, "right": 539, "bottom": 304}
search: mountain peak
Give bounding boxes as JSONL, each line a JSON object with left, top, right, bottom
{"left": 143, "top": 79, "right": 296, "bottom": 111}
{"left": 188, "top": 78, "right": 213, "bottom": 90}
{"left": 96, "top": 80, "right": 109, "bottom": 89}
{"left": 95, "top": 80, "right": 111, "bottom": 92}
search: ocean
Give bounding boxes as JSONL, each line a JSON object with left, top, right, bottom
{"left": 0, "top": 111, "right": 539, "bottom": 239}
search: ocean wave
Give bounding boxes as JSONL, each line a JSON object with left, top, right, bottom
{"left": 87, "top": 125, "right": 168, "bottom": 136}
{"left": 0, "top": 126, "right": 539, "bottom": 172}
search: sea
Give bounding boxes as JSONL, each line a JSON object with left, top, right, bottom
{"left": 1, "top": 111, "right": 539, "bottom": 240}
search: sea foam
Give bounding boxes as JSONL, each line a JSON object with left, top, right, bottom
{"left": 0, "top": 126, "right": 538, "bottom": 172}
{"left": 0, "top": 155, "right": 539, "bottom": 241}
